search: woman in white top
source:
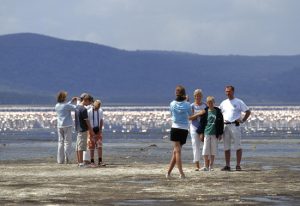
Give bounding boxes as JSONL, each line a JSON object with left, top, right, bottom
{"left": 54, "top": 91, "right": 77, "bottom": 164}
{"left": 189, "top": 89, "right": 206, "bottom": 171}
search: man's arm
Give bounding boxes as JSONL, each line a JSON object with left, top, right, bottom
{"left": 240, "top": 110, "right": 251, "bottom": 123}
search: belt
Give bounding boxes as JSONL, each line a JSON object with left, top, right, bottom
{"left": 224, "top": 121, "right": 240, "bottom": 126}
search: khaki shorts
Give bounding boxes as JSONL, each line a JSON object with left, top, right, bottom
{"left": 202, "top": 135, "right": 218, "bottom": 156}
{"left": 76, "top": 131, "right": 87, "bottom": 151}
{"left": 223, "top": 124, "right": 242, "bottom": 151}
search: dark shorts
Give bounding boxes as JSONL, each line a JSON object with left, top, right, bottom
{"left": 170, "top": 128, "right": 189, "bottom": 145}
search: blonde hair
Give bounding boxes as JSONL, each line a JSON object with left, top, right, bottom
{"left": 193, "top": 89, "right": 203, "bottom": 96}
{"left": 206, "top": 96, "right": 215, "bottom": 103}
{"left": 56, "top": 91, "right": 67, "bottom": 103}
{"left": 93, "top": 99, "right": 102, "bottom": 109}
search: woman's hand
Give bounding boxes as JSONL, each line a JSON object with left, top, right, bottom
{"left": 200, "top": 134, "right": 204, "bottom": 142}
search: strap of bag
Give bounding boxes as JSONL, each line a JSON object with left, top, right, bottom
{"left": 92, "top": 108, "right": 99, "bottom": 127}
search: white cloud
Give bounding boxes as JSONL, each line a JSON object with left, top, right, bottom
{"left": 0, "top": 0, "right": 299, "bottom": 55}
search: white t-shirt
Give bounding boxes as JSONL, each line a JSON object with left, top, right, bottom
{"left": 88, "top": 108, "right": 104, "bottom": 128}
{"left": 219, "top": 98, "right": 249, "bottom": 122}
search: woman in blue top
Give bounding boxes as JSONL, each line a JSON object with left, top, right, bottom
{"left": 166, "top": 85, "right": 192, "bottom": 179}
{"left": 55, "top": 91, "right": 77, "bottom": 164}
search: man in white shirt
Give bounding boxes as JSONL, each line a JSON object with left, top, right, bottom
{"left": 219, "top": 86, "right": 251, "bottom": 171}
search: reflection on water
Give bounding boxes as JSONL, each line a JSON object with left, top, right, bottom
{"left": 0, "top": 106, "right": 299, "bottom": 137}
{"left": 241, "top": 195, "right": 295, "bottom": 205}
{"left": 114, "top": 199, "right": 175, "bottom": 206}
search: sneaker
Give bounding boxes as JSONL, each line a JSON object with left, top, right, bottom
{"left": 165, "top": 173, "right": 171, "bottom": 179}
{"left": 78, "top": 163, "right": 87, "bottom": 168}
{"left": 179, "top": 174, "right": 186, "bottom": 179}
{"left": 209, "top": 166, "right": 214, "bottom": 171}
{"left": 200, "top": 167, "right": 209, "bottom": 171}
{"left": 236, "top": 165, "right": 242, "bottom": 171}
{"left": 221, "top": 166, "right": 231, "bottom": 171}
{"left": 90, "top": 163, "right": 97, "bottom": 168}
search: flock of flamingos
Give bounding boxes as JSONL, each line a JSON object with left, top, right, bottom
{"left": 0, "top": 106, "right": 299, "bottom": 137}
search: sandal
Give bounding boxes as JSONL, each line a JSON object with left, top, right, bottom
{"left": 98, "top": 162, "right": 106, "bottom": 167}
{"left": 221, "top": 166, "right": 231, "bottom": 171}
{"left": 236, "top": 165, "right": 242, "bottom": 171}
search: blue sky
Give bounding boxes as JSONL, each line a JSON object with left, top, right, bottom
{"left": 1, "top": 0, "right": 299, "bottom": 55}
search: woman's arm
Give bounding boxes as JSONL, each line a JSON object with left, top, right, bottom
{"left": 189, "top": 109, "right": 206, "bottom": 121}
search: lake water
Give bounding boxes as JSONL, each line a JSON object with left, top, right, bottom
{"left": 0, "top": 105, "right": 299, "bottom": 161}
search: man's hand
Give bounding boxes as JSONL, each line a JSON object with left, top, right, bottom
{"left": 218, "top": 135, "right": 223, "bottom": 141}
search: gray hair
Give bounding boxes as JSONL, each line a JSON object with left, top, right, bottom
{"left": 193, "top": 89, "right": 203, "bottom": 96}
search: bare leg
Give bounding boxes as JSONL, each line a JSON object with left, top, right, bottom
{"left": 195, "top": 161, "right": 200, "bottom": 170}
{"left": 167, "top": 150, "right": 176, "bottom": 175}
{"left": 236, "top": 149, "right": 242, "bottom": 166}
{"left": 76, "top": 151, "right": 80, "bottom": 164}
{"left": 77, "top": 151, "right": 83, "bottom": 164}
{"left": 98, "top": 135, "right": 103, "bottom": 163}
{"left": 90, "top": 149, "right": 95, "bottom": 160}
{"left": 225, "top": 150, "right": 231, "bottom": 167}
{"left": 97, "top": 147, "right": 102, "bottom": 160}
{"left": 174, "top": 142, "right": 184, "bottom": 176}
{"left": 210, "top": 155, "right": 215, "bottom": 168}
{"left": 98, "top": 138, "right": 103, "bottom": 160}
{"left": 204, "top": 155, "right": 209, "bottom": 168}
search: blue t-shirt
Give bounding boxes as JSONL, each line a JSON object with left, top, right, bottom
{"left": 55, "top": 101, "right": 76, "bottom": 128}
{"left": 170, "top": 100, "right": 192, "bottom": 130}
{"left": 75, "top": 105, "right": 89, "bottom": 132}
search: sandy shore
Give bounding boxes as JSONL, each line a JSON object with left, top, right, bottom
{"left": 1, "top": 141, "right": 300, "bottom": 205}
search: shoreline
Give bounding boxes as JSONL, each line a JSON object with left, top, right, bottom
{"left": 1, "top": 137, "right": 300, "bottom": 161}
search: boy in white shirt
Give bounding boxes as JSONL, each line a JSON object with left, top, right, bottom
{"left": 87, "top": 100, "right": 104, "bottom": 166}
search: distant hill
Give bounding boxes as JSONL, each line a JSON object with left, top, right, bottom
{"left": 0, "top": 33, "right": 300, "bottom": 105}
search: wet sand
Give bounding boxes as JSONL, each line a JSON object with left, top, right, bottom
{"left": 1, "top": 141, "right": 300, "bottom": 205}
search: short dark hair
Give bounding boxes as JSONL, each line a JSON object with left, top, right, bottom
{"left": 80, "top": 93, "right": 93, "bottom": 102}
{"left": 226, "top": 85, "right": 235, "bottom": 92}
